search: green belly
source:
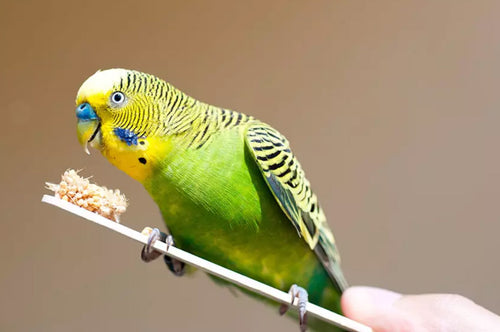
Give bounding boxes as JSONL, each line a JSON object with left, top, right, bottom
{"left": 143, "top": 128, "right": 342, "bottom": 330}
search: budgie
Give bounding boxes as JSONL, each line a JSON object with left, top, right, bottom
{"left": 75, "top": 69, "right": 348, "bottom": 331}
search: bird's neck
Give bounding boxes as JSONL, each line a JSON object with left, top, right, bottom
{"left": 157, "top": 91, "right": 254, "bottom": 150}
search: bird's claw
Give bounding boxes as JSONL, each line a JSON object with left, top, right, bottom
{"left": 140, "top": 227, "right": 186, "bottom": 276}
{"left": 165, "top": 234, "right": 174, "bottom": 250}
{"left": 162, "top": 235, "right": 185, "bottom": 276}
{"left": 279, "top": 284, "right": 308, "bottom": 332}
{"left": 147, "top": 227, "right": 161, "bottom": 253}
{"left": 140, "top": 227, "right": 166, "bottom": 262}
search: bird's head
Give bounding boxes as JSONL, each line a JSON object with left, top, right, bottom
{"left": 76, "top": 68, "right": 142, "bottom": 154}
{"left": 75, "top": 69, "right": 182, "bottom": 181}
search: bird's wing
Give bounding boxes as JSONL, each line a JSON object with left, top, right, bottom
{"left": 244, "top": 123, "right": 347, "bottom": 292}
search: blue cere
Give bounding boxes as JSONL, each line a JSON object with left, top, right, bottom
{"left": 113, "top": 127, "right": 143, "bottom": 146}
{"left": 76, "top": 103, "right": 98, "bottom": 120}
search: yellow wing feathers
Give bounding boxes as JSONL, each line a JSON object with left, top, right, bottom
{"left": 245, "top": 125, "right": 320, "bottom": 246}
{"left": 245, "top": 123, "right": 346, "bottom": 291}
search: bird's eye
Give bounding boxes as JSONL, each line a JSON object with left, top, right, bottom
{"left": 110, "top": 91, "right": 126, "bottom": 106}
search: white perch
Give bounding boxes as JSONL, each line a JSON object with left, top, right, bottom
{"left": 42, "top": 194, "right": 372, "bottom": 332}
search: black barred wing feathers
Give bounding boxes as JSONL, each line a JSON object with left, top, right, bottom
{"left": 244, "top": 123, "right": 347, "bottom": 292}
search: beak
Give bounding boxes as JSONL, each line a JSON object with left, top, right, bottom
{"left": 76, "top": 103, "right": 101, "bottom": 155}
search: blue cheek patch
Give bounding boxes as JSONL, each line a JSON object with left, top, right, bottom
{"left": 113, "top": 127, "right": 144, "bottom": 146}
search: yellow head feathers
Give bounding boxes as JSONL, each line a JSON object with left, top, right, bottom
{"left": 76, "top": 68, "right": 128, "bottom": 103}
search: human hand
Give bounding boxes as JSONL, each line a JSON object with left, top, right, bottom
{"left": 341, "top": 286, "right": 500, "bottom": 332}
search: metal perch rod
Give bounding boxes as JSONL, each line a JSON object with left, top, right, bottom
{"left": 41, "top": 194, "right": 372, "bottom": 332}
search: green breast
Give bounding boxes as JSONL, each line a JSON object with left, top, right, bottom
{"left": 143, "top": 127, "right": 341, "bottom": 317}
{"left": 146, "top": 127, "right": 263, "bottom": 229}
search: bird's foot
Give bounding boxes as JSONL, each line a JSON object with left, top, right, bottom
{"left": 163, "top": 251, "right": 185, "bottom": 276}
{"left": 140, "top": 227, "right": 185, "bottom": 276}
{"left": 140, "top": 227, "right": 166, "bottom": 262}
{"left": 279, "top": 284, "right": 308, "bottom": 332}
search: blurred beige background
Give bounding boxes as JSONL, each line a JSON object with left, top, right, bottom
{"left": 1, "top": 1, "right": 500, "bottom": 331}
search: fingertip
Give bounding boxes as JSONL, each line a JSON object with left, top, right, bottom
{"left": 342, "top": 286, "right": 402, "bottom": 322}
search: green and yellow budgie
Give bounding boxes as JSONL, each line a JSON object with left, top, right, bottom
{"left": 75, "top": 69, "right": 348, "bottom": 331}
